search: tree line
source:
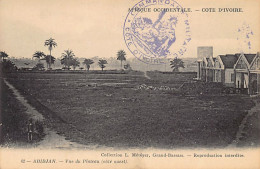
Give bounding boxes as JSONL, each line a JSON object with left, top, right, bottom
{"left": 32, "top": 38, "right": 127, "bottom": 71}
{"left": 1, "top": 37, "right": 185, "bottom": 72}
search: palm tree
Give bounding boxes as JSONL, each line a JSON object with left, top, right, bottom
{"left": 98, "top": 59, "right": 108, "bottom": 71}
{"left": 170, "top": 57, "right": 185, "bottom": 72}
{"left": 44, "top": 38, "right": 57, "bottom": 69}
{"left": 71, "top": 58, "right": 80, "bottom": 70}
{"left": 0, "top": 51, "right": 8, "bottom": 61}
{"left": 33, "top": 51, "right": 45, "bottom": 63}
{"left": 117, "top": 50, "right": 126, "bottom": 69}
{"left": 44, "top": 55, "right": 55, "bottom": 67}
{"left": 83, "top": 59, "right": 94, "bottom": 71}
{"left": 61, "top": 49, "right": 75, "bottom": 70}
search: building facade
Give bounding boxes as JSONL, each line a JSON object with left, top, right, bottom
{"left": 197, "top": 50, "right": 260, "bottom": 95}
{"left": 234, "top": 53, "right": 260, "bottom": 95}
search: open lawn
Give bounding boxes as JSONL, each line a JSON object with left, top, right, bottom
{"left": 4, "top": 72, "right": 255, "bottom": 148}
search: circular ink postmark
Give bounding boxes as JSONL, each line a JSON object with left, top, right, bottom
{"left": 123, "top": 0, "right": 191, "bottom": 65}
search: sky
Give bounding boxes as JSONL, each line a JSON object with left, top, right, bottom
{"left": 0, "top": 0, "right": 259, "bottom": 60}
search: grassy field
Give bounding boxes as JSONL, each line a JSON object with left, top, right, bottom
{"left": 0, "top": 78, "right": 45, "bottom": 146}
{"left": 4, "top": 71, "right": 255, "bottom": 148}
{"left": 0, "top": 79, "right": 32, "bottom": 145}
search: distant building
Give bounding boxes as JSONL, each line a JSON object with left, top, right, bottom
{"left": 197, "top": 49, "right": 260, "bottom": 95}
{"left": 197, "top": 46, "right": 213, "bottom": 80}
{"left": 197, "top": 46, "right": 213, "bottom": 59}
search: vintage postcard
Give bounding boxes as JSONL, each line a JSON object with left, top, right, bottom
{"left": 0, "top": 0, "right": 259, "bottom": 168}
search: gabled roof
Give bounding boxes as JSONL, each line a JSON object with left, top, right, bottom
{"left": 244, "top": 54, "right": 256, "bottom": 64}
{"left": 202, "top": 57, "right": 209, "bottom": 67}
{"left": 208, "top": 57, "right": 215, "bottom": 67}
{"left": 219, "top": 54, "right": 239, "bottom": 68}
{"left": 203, "top": 57, "right": 209, "bottom": 63}
{"left": 215, "top": 55, "right": 225, "bottom": 69}
{"left": 234, "top": 53, "right": 257, "bottom": 70}
{"left": 249, "top": 53, "right": 260, "bottom": 70}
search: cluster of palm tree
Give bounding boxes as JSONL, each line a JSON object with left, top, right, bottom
{"left": 32, "top": 38, "right": 80, "bottom": 70}
{"left": 32, "top": 38, "right": 57, "bottom": 70}
{"left": 82, "top": 50, "right": 126, "bottom": 71}
{"left": 61, "top": 49, "right": 80, "bottom": 70}
{"left": 32, "top": 38, "right": 128, "bottom": 71}
{"left": 82, "top": 58, "right": 108, "bottom": 71}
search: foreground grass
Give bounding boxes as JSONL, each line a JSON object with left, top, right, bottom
{"left": 5, "top": 72, "right": 255, "bottom": 148}
{"left": 237, "top": 98, "right": 260, "bottom": 147}
{"left": 0, "top": 79, "right": 45, "bottom": 146}
{"left": 0, "top": 79, "right": 29, "bottom": 145}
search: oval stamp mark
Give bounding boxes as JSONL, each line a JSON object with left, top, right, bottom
{"left": 123, "top": 0, "right": 191, "bottom": 65}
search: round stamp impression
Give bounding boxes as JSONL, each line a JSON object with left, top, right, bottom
{"left": 123, "top": 0, "right": 191, "bottom": 65}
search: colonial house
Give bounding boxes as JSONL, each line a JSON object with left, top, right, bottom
{"left": 234, "top": 53, "right": 260, "bottom": 95}
{"left": 197, "top": 46, "right": 213, "bottom": 81}
{"left": 213, "top": 54, "right": 239, "bottom": 87}
{"left": 197, "top": 57, "right": 214, "bottom": 82}
{"left": 250, "top": 54, "right": 260, "bottom": 95}
{"left": 197, "top": 52, "right": 260, "bottom": 95}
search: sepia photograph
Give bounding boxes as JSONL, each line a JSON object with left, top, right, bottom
{"left": 0, "top": 0, "right": 259, "bottom": 168}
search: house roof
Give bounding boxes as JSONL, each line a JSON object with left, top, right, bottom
{"left": 215, "top": 55, "right": 225, "bottom": 69}
{"left": 207, "top": 57, "right": 215, "bottom": 67}
{"left": 249, "top": 53, "right": 260, "bottom": 70}
{"left": 202, "top": 57, "right": 209, "bottom": 65}
{"left": 244, "top": 54, "right": 256, "bottom": 64}
{"left": 219, "top": 54, "right": 239, "bottom": 68}
{"left": 205, "top": 58, "right": 210, "bottom": 63}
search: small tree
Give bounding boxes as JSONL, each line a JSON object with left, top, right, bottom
{"left": 98, "top": 59, "right": 108, "bottom": 71}
{"left": 170, "top": 57, "right": 185, "bottom": 72}
{"left": 33, "top": 51, "right": 45, "bottom": 63}
{"left": 0, "top": 51, "right": 8, "bottom": 61}
{"left": 117, "top": 50, "right": 126, "bottom": 69}
{"left": 83, "top": 59, "right": 94, "bottom": 71}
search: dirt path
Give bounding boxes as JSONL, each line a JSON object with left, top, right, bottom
{"left": 4, "top": 79, "right": 89, "bottom": 149}
{"left": 228, "top": 98, "right": 260, "bottom": 148}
